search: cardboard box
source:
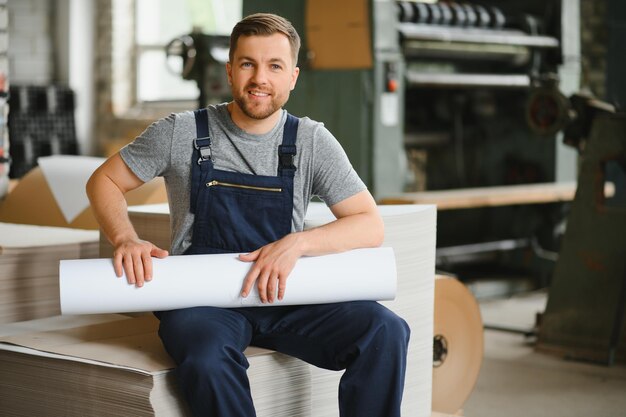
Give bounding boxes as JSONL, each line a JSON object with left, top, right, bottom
{"left": 305, "top": 0, "right": 372, "bottom": 69}
{"left": 0, "top": 166, "right": 167, "bottom": 230}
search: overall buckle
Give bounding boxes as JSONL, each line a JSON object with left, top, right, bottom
{"left": 278, "top": 144, "right": 296, "bottom": 170}
{"left": 194, "top": 137, "right": 212, "bottom": 164}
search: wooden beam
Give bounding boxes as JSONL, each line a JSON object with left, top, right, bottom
{"left": 380, "top": 181, "right": 615, "bottom": 210}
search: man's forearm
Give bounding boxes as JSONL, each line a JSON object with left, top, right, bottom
{"left": 296, "top": 190, "right": 384, "bottom": 257}
{"left": 86, "top": 171, "right": 138, "bottom": 247}
{"left": 297, "top": 210, "right": 384, "bottom": 257}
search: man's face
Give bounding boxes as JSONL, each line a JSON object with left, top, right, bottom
{"left": 227, "top": 33, "right": 299, "bottom": 120}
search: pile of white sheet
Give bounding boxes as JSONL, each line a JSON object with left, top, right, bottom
{"left": 0, "top": 223, "right": 99, "bottom": 323}
{"left": 1, "top": 203, "right": 436, "bottom": 417}
{"left": 0, "top": 314, "right": 311, "bottom": 417}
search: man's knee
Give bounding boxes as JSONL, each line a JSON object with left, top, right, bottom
{"left": 157, "top": 307, "right": 251, "bottom": 364}
{"left": 373, "top": 305, "right": 410, "bottom": 349}
{"left": 178, "top": 351, "right": 239, "bottom": 383}
{"left": 350, "top": 301, "right": 410, "bottom": 349}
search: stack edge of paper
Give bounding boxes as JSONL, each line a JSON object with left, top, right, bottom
{"left": 0, "top": 314, "right": 312, "bottom": 417}
{"left": 0, "top": 223, "right": 99, "bottom": 324}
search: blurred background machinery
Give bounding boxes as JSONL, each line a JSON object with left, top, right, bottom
{"left": 387, "top": 0, "right": 578, "bottom": 288}
{"left": 537, "top": 99, "right": 626, "bottom": 365}
{"left": 165, "top": 33, "right": 231, "bottom": 109}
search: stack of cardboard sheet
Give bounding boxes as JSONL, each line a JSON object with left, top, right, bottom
{"left": 0, "top": 223, "right": 99, "bottom": 324}
{"left": 0, "top": 314, "right": 311, "bottom": 417}
{"left": 1, "top": 202, "right": 436, "bottom": 416}
{"left": 0, "top": 160, "right": 167, "bottom": 230}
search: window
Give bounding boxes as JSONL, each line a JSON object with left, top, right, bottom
{"left": 133, "top": 0, "right": 241, "bottom": 103}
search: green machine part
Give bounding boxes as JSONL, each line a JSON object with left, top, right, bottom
{"left": 243, "top": 0, "right": 406, "bottom": 199}
{"left": 537, "top": 113, "right": 626, "bottom": 364}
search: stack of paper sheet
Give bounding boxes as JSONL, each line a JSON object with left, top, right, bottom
{"left": 1, "top": 202, "right": 436, "bottom": 416}
{"left": 0, "top": 314, "right": 311, "bottom": 417}
{"left": 304, "top": 203, "right": 437, "bottom": 417}
{"left": 0, "top": 223, "right": 99, "bottom": 324}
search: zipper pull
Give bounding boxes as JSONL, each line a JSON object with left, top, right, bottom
{"left": 206, "top": 180, "right": 218, "bottom": 187}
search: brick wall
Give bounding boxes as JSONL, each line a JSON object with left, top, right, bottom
{"left": 0, "top": 1, "right": 7, "bottom": 80}
{"left": 94, "top": 0, "right": 156, "bottom": 156}
{"left": 7, "top": 0, "right": 53, "bottom": 85}
{"left": 93, "top": 0, "right": 152, "bottom": 156}
{"left": 94, "top": 0, "right": 113, "bottom": 144}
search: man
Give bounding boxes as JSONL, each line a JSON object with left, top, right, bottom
{"left": 87, "top": 13, "right": 409, "bottom": 417}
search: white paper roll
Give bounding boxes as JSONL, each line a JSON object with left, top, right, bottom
{"left": 60, "top": 247, "right": 397, "bottom": 314}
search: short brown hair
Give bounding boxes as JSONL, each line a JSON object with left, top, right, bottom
{"left": 229, "top": 13, "right": 301, "bottom": 66}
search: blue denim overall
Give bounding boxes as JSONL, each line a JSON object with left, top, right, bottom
{"left": 185, "top": 108, "right": 297, "bottom": 255}
{"left": 156, "top": 108, "right": 410, "bottom": 417}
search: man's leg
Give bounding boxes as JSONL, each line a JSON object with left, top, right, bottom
{"left": 241, "top": 301, "right": 410, "bottom": 417}
{"left": 157, "top": 307, "right": 255, "bottom": 417}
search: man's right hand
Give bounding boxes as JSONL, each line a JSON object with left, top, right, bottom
{"left": 113, "top": 239, "right": 168, "bottom": 287}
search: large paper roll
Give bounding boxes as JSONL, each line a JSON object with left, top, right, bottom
{"left": 432, "top": 276, "right": 483, "bottom": 414}
{"left": 60, "top": 247, "right": 396, "bottom": 314}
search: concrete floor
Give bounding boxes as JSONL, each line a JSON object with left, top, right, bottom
{"left": 462, "top": 291, "right": 626, "bottom": 417}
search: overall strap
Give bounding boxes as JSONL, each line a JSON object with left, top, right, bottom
{"left": 190, "top": 108, "right": 213, "bottom": 213}
{"left": 193, "top": 108, "right": 212, "bottom": 163}
{"left": 278, "top": 113, "right": 299, "bottom": 177}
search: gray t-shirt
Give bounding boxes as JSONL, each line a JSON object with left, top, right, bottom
{"left": 120, "top": 104, "right": 366, "bottom": 255}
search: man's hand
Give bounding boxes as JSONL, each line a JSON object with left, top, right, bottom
{"left": 113, "top": 239, "right": 168, "bottom": 287}
{"left": 238, "top": 233, "right": 305, "bottom": 303}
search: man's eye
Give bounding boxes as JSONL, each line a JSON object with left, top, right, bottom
{"left": 271, "top": 64, "right": 282, "bottom": 70}
{"left": 242, "top": 62, "right": 253, "bottom": 68}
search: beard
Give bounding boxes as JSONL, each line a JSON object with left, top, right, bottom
{"left": 232, "top": 84, "right": 289, "bottom": 120}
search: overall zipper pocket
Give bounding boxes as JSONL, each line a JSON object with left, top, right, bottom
{"left": 206, "top": 180, "right": 282, "bottom": 192}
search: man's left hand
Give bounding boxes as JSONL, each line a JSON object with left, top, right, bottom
{"left": 238, "top": 233, "right": 305, "bottom": 303}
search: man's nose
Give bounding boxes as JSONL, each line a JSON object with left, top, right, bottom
{"left": 250, "top": 67, "right": 269, "bottom": 85}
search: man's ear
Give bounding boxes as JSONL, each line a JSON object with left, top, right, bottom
{"left": 290, "top": 66, "right": 300, "bottom": 91}
{"left": 226, "top": 62, "right": 233, "bottom": 85}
